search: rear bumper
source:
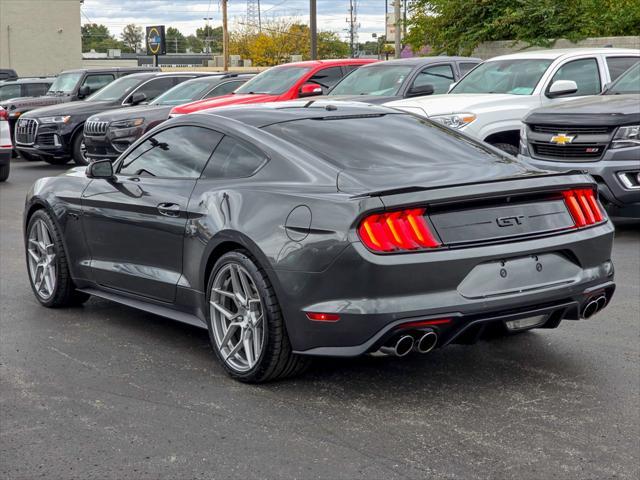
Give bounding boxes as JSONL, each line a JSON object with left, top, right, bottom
{"left": 520, "top": 151, "right": 640, "bottom": 217}
{"left": 274, "top": 221, "right": 616, "bottom": 356}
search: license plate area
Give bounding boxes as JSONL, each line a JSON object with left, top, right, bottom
{"left": 504, "top": 315, "right": 547, "bottom": 331}
{"left": 458, "top": 253, "right": 580, "bottom": 299}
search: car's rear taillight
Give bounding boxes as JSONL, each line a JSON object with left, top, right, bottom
{"left": 0, "top": 109, "right": 7, "bottom": 121}
{"left": 358, "top": 208, "right": 441, "bottom": 253}
{"left": 562, "top": 188, "right": 604, "bottom": 227}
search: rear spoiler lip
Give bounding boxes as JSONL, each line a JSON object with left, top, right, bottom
{"left": 346, "top": 170, "right": 591, "bottom": 199}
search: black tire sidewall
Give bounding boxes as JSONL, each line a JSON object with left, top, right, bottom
{"left": 0, "top": 163, "right": 9, "bottom": 182}
{"left": 493, "top": 142, "right": 519, "bottom": 156}
{"left": 206, "top": 251, "right": 278, "bottom": 382}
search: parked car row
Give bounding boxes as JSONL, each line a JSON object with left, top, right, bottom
{"left": 3, "top": 48, "right": 639, "bottom": 221}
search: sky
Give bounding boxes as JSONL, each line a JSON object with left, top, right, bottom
{"left": 81, "top": 0, "right": 390, "bottom": 43}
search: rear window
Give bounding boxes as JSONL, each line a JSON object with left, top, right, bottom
{"left": 263, "top": 113, "right": 498, "bottom": 170}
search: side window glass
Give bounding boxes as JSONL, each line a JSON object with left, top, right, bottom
{"left": 549, "top": 58, "right": 601, "bottom": 96}
{"left": 202, "top": 136, "right": 267, "bottom": 179}
{"left": 459, "top": 62, "right": 479, "bottom": 76}
{"left": 606, "top": 57, "right": 639, "bottom": 81}
{"left": 204, "top": 80, "right": 243, "bottom": 98}
{"left": 25, "top": 83, "right": 50, "bottom": 97}
{"left": 82, "top": 74, "right": 114, "bottom": 94}
{"left": 0, "top": 84, "right": 21, "bottom": 101}
{"left": 118, "top": 126, "right": 223, "bottom": 178}
{"left": 309, "top": 67, "right": 345, "bottom": 92}
{"left": 412, "top": 64, "right": 455, "bottom": 94}
{"left": 134, "top": 77, "right": 175, "bottom": 102}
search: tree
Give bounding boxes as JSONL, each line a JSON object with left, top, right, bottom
{"left": 166, "top": 27, "right": 186, "bottom": 53}
{"left": 120, "top": 24, "right": 143, "bottom": 53}
{"left": 81, "top": 23, "right": 122, "bottom": 53}
{"left": 405, "top": 0, "right": 640, "bottom": 56}
{"left": 185, "top": 35, "right": 204, "bottom": 53}
{"left": 229, "top": 21, "right": 350, "bottom": 66}
{"left": 196, "top": 26, "right": 223, "bottom": 53}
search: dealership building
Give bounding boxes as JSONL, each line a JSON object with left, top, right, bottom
{"left": 0, "top": 0, "right": 82, "bottom": 76}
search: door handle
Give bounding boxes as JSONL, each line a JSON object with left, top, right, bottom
{"left": 157, "top": 202, "right": 181, "bottom": 217}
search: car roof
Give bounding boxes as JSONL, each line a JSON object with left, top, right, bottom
{"left": 270, "top": 59, "right": 376, "bottom": 68}
{"left": 1, "top": 77, "right": 55, "bottom": 84}
{"left": 488, "top": 48, "right": 639, "bottom": 61}
{"left": 360, "top": 56, "right": 481, "bottom": 67}
{"left": 59, "top": 67, "right": 159, "bottom": 74}
{"left": 195, "top": 99, "right": 400, "bottom": 128}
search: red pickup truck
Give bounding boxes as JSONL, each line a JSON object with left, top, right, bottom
{"left": 169, "top": 59, "right": 376, "bottom": 116}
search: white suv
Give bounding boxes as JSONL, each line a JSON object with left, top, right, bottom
{"left": 386, "top": 48, "right": 639, "bottom": 155}
{"left": 0, "top": 107, "right": 11, "bottom": 181}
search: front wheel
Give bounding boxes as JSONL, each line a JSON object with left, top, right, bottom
{"left": 26, "top": 210, "right": 90, "bottom": 307}
{"left": 206, "top": 251, "right": 310, "bottom": 383}
{"left": 72, "top": 132, "right": 89, "bottom": 166}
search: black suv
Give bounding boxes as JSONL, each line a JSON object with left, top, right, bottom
{"left": 0, "top": 77, "right": 55, "bottom": 102}
{"left": 1, "top": 67, "right": 157, "bottom": 145}
{"left": 14, "top": 72, "right": 211, "bottom": 165}
{"left": 85, "top": 73, "right": 255, "bottom": 162}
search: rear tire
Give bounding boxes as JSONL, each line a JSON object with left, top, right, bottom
{"left": 492, "top": 142, "right": 519, "bottom": 156}
{"left": 26, "top": 210, "right": 90, "bottom": 307}
{"left": 206, "top": 250, "right": 310, "bottom": 383}
{"left": 0, "top": 163, "right": 9, "bottom": 182}
{"left": 72, "top": 131, "right": 89, "bottom": 166}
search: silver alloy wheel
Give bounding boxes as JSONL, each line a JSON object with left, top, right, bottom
{"left": 27, "top": 219, "right": 57, "bottom": 300}
{"left": 210, "top": 263, "right": 265, "bottom": 372}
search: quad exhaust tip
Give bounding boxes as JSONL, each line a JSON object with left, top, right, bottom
{"left": 379, "top": 334, "right": 414, "bottom": 357}
{"left": 582, "top": 295, "right": 607, "bottom": 319}
{"left": 378, "top": 330, "right": 439, "bottom": 357}
{"left": 415, "top": 330, "right": 438, "bottom": 354}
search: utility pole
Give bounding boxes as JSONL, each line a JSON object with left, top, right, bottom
{"left": 394, "top": 0, "right": 401, "bottom": 58}
{"left": 222, "top": 0, "right": 229, "bottom": 71}
{"left": 247, "top": 0, "right": 262, "bottom": 32}
{"left": 347, "top": 0, "right": 358, "bottom": 58}
{"left": 310, "top": 0, "right": 317, "bottom": 60}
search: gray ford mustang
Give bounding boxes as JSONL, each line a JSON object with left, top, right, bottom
{"left": 24, "top": 100, "right": 615, "bottom": 382}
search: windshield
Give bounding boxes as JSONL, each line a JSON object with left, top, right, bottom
{"left": 451, "top": 59, "right": 553, "bottom": 95}
{"left": 151, "top": 77, "right": 221, "bottom": 105}
{"left": 87, "top": 76, "right": 142, "bottom": 102}
{"left": 330, "top": 65, "right": 413, "bottom": 96}
{"left": 606, "top": 61, "right": 640, "bottom": 94}
{"left": 48, "top": 72, "right": 83, "bottom": 94}
{"left": 235, "top": 66, "right": 311, "bottom": 95}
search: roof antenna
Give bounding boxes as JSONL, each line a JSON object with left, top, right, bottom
{"left": 325, "top": 104, "right": 338, "bottom": 111}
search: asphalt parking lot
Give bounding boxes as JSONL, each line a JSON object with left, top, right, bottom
{"left": 1, "top": 158, "right": 639, "bottom": 480}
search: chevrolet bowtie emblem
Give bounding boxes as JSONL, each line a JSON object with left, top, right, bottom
{"left": 550, "top": 133, "right": 575, "bottom": 145}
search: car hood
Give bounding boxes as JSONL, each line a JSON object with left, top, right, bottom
{"left": 326, "top": 94, "right": 401, "bottom": 105}
{"left": 173, "top": 93, "right": 279, "bottom": 114}
{"left": 24, "top": 100, "right": 117, "bottom": 118}
{"left": 525, "top": 94, "right": 640, "bottom": 126}
{"left": 0, "top": 94, "right": 67, "bottom": 111}
{"left": 88, "top": 104, "right": 171, "bottom": 122}
{"left": 387, "top": 93, "right": 533, "bottom": 116}
{"left": 337, "top": 154, "right": 548, "bottom": 195}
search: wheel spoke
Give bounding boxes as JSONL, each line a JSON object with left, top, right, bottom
{"left": 224, "top": 339, "right": 243, "bottom": 361}
{"left": 229, "top": 265, "right": 247, "bottom": 306}
{"left": 252, "top": 314, "right": 263, "bottom": 328}
{"left": 252, "top": 327, "right": 261, "bottom": 360}
{"left": 220, "top": 323, "right": 240, "bottom": 347}
{"left": 243, "top": 333, "right": 254, "bottom": 367}
{"left": 238, "top": 268, "right": 255, "bottom": 302}
{"left": 43, "top": 267, "right": 54, "bottom": 295}
{"left": 213, "top": 287, "right": 236, "bottom": 300}
{"left": 28, "top": 249, "right": 40, "bottom": 263}
{"left": 210, "top": 300, "right": 235, "bottom": 320}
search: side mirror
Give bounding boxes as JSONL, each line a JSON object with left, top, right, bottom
{"left": 447, "top": 82, "right": 458, "bottom": 93}
{"left": 547, "top": 80, "right": 578, "bottom": 98}
{"left": 78, "top": 85, "right": 91, "bottom": 98}
{"left": 406, "top": 83, "right": 435, "bottom": 98}
{"left": 129, "top": 91, "right": 147, "bottom": 105}
{"left": 86, "top": 159, "right": 115, "bottom": 180}
{"left": 299, "top": 83, "right": 323, "bottom": 98}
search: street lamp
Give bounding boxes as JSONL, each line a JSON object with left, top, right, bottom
{"left": 203, "top": 17, "right": 214, "bottom": 53}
